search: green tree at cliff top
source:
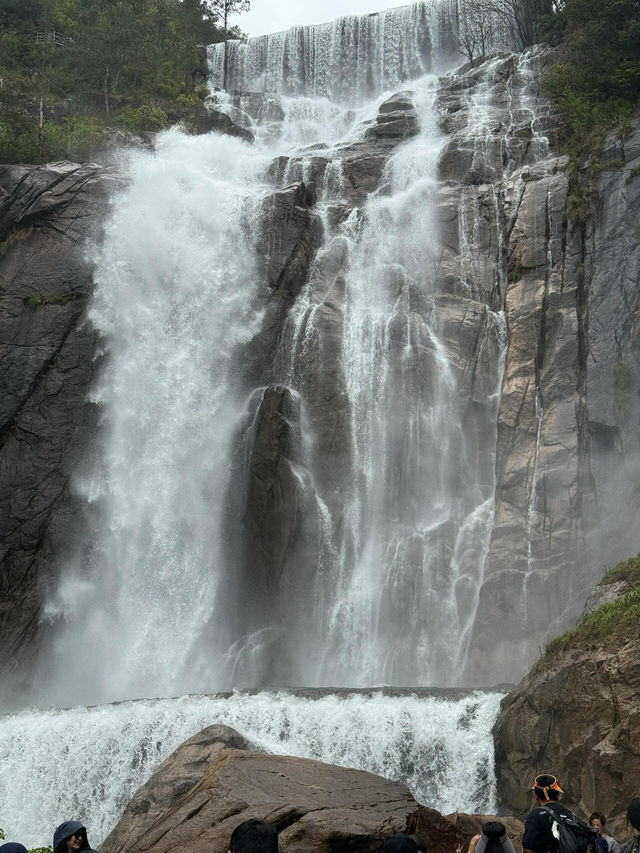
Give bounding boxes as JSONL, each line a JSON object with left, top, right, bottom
{"left": 539, "top": 0, "right": 640, "bottom": 142}
{"left": 1, "top": 0, "right": 225, "bottom": 100}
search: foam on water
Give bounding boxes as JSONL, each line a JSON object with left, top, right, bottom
{"left": 0, "top": 690, "right": 504, "bottom": 848}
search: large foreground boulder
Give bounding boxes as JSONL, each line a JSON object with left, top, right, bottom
{"left": 103, "top": 723, "right": 520, "bottom": 853}
{"left": 102, "top": 723, "right": 417, "bottom": 853}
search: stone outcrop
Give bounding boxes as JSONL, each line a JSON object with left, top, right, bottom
{"left": 103, "top": 722, "right": 520, "bottom": 853}
{"left": 364, "top": 91, "right": 420, "bottom": 141}
{"left": 434, "top": 50, "right": 640, "bottom": 684}
{"left": 0, "top": 162, "right": 118, "bottom": 688}
{"left": 199, "top": 107, "right": 255, "bottom": 144}
{"left": 103, "top": 724, "right": 419, "bottom": 853}
{"left": 493, "top": 571, "right": 640, "bottom": 837}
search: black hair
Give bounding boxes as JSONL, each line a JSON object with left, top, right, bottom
{"left": 589, "top": 813, "right": 606, "bottom": 827}
{"left": 482, "top": 823, "right": 507, "bottom": 841}
{"left": 627, "top": 798, "right": 640, "bottom": 832}
{"left": 382, "top": 834, "right": 420, "bottom": 853}
{"left": 533, "top": 775, "right": 561, "bottom": 802}
{"left": 229, "top": 819, "right": 278, "bottom": 853}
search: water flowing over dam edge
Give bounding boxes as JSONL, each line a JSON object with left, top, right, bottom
{"left": 0, "top": 689, "right": 505, "bottom": 849}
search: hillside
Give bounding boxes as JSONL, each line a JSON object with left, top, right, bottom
{"left": 493, "top": 555, "right": 640, "bottom": 836}
{"left": 0, "top": 0, "right": 232, "bottom": 162}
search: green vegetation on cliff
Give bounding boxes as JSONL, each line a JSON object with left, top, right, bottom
{"left": 601, "top": 552, "right": 640, "bottom": 587}
{"left": 537, "top": 0, "right": 640, "bottom": 219}
{"left": 536, "top": 554, "right": 640, "bottom": 669}
{"left": 0, "top": 0, "right": 231, "bottom": 162}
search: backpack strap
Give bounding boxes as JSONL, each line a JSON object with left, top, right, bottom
{"left": 540, "top": 805, "right": 560, "bottom": 822}
{"left": 540, "top": 805, "right": 577, "bottom": 823}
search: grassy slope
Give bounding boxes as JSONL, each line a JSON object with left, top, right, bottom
{"left": 536, "top": 554, "right": 640, "bottom": 669}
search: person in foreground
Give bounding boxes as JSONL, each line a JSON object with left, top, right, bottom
{"left": 522, "top": 774, "right": 576, "bottom": 853}
{"left": 590, "top": 812, "right": 621, "bottom": 853}
{"left": 53, "top": 822, "right": 100, "bottom": 853}
{"left": 0, "top": 843, "right": 28, "bottom": 853}
{"left": 463, "top": 821, "right": 517, "bottom": 853}
{"left": 382, "top": 832, "right": 427, "bottom": 852}
{"left": 228, "top": 819, "right": 278, "bottom": 853}
{"left": 620, "top": 798, "right": 640, "bottom": 853}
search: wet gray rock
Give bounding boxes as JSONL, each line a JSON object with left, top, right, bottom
{"left": 102, "top": 725, "right": 256, "bottom": 852}
{"left": 364, "top": 109, "right": 420, "bottom": 141}
{"left": 103, "top": 727, "right": 418, "bottom": 853}
{"left": 364, "top": 91, "right": 420, "bottom": 142}
{"left": 202, "top": 108, "right": 255, "bottom": 143}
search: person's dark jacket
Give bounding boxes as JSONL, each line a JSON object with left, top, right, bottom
{"left": 52, "top": 822, "right": 100, "bottom": 853}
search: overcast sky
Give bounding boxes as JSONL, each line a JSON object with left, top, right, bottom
{"left": 229, "top": 1, "right": 410, "bottom": 37}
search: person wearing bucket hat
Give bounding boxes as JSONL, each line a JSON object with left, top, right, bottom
{"left": 522, "top": 774, "right": 575, "bottom": 853}
{"left": 620, "top": 799, "right": 640, "bottom": 853}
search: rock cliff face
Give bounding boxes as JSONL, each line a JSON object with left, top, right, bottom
{"left": 1, "top": 45, "right": 640, "bottom": 691}
{"left": 436, "top": 51, "right": 640, "bottom": 684}
{"left": 0, "top": 163, "right": 118, "bottom": 685}
{"left": 492, "top": 566, "right": 640, "bottom": 837}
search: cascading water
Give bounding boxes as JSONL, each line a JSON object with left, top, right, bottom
{"left": 2, "top": 2, "right": 558, "bottom": 845}
{"left": 37, "top": 131, "right": 275, "bottom": 705}
{"left": 26, "top": 0, "right": 519, "bottom": 707}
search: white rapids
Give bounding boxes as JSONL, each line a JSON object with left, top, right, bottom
{"left": 0, "top": 690, "right": 504, "bottom": 849}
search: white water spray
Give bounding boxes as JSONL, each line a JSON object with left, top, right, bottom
{"left": 0, "top": 690, "right": 503, "bottom": 849}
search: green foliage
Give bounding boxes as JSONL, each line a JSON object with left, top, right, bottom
{"left": 1, "top": 0, "right": 227, "bottom": 163}
{"left": 0, "top": 116, "right": 103, "bottom": 164}
{"left": 536, "top": 553, "right": 640, "bottom": 670}
{"left": 627, "top": 165, "right": 640, "bottom": 184}
{"left": 113, "top": 104, "right": 168, "bottom": 132}
{"left": 601, "top": 553, "right": 640, "bottom": 587}
{"left": 540, "top": 0, "right": 640, "bottom": 222}
{"left": 23, "top": 292, "right": 77, "bottom": 308}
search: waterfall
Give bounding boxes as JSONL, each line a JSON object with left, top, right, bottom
{"left": 0, "top": 4, "right": 569, "bottom": 849}
{"left": 37, "top": 130, "right": 274, "bottom": 705}
{"left": 210, "top": 3, "right": 443, "bottom": 102}
{"left": 0, "top": 690, "right": 504, "bottom": 849}
{"left": 21, "top": 0, "right": 537, "bottom": 706}
{"left": 209, "top": 1, "right": 515, "bottom": 102}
